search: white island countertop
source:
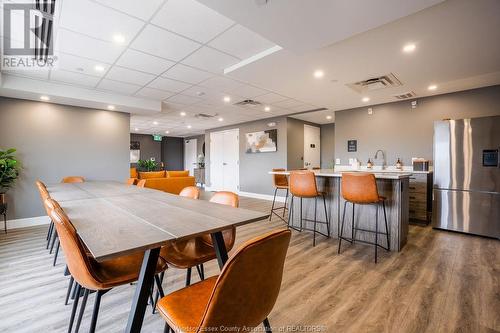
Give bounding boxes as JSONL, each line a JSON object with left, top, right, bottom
{"left": 269, "top": 169, "right": 413, "bottom": 180}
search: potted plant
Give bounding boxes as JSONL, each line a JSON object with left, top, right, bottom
{"left": 137, "top": 159, "right": 158, "bottom": 172}
{"left": 0, "top": 148, "right": 21, "bottom": 205}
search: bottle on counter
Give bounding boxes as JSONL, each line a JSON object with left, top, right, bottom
{"left": 367, "top": 158, "right": 373, "bottom": 169}
{"left": 396, "top": 158, "right": 403, "bottom": 170}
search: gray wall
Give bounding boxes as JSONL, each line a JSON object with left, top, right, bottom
{"left": 205, "top": 116, "right": 287, "bottom": 196}
{"left": 335, "top": 85, "right": 500, "bottom": 167}
{"left": 130, "top": 133, "right": 161, "bottom": 166}
{"left": 162, "top": 137, "right": 184, "bottom": 170}
{"left": 321, "top": 123, "right": 335, "bottom": 168}
{"left": 286, "top": 117, "right": 305, "bottom": 170}
{"left": 0, "top": 97, "right": 130, "bottom": 219}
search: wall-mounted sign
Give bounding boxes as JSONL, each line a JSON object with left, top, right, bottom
{"left": 347, "top": 140, "right": 357, "bottom": 152}
{"left": 152, "top": 134, "right": 162, "bottom": 142}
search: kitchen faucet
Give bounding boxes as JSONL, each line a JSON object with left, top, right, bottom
{"left": 374, "top": 149, "right": 386, "bottom": 169}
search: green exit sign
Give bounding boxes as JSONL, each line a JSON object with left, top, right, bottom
{"left": 152, "top": 134, "right": 162, "bottom": 141}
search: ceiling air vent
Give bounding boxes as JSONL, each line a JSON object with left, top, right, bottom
{"left": 393, "top": 91, "right": 416, "bottom": 100}
{"left": 347, "top": 73, "right": 402, "bottom": 93}
{"left": 194, "top": 112, "right": 218, "bottom": 119}
{"left": 234, "top": 99, "right": 261, "bottom": 106}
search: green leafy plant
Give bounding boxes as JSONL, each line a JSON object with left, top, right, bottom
{"left": 0, "top": 148, "right": 21, "bottom": 194}
{"left": 137, "top": 159, "right": 158, "bottom": 172}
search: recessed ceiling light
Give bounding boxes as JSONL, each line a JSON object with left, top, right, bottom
{"left": 264, "top": 106, "right": 271, "bottom": 112}
{"left": 153, "top": 121, "right": 159, "bottom": 125}
{"left": 187, "top": 125, "right": 192, "bottom": 129}
{"left": 313, "top": 70, "right": 324, "bottom": 79}
{"left": 362, "top": 97, "right": 370, "bottom": 103}
{"left": 403, "top": 43, "right": 416, "bottom": 53}
{"left": 134, "top": 128, "right": 139, "bottom": 131}
{"left": 428, "top": 84, "right": 437, "bottom": 91}
{"left": 112, "top": 34, "right": 125, "bottom": 44}
{"left": 196, "top": 91, "right": 205, "bottom": 97}
{"left": 107, "top": 105, "right": 115, "bottom": 110}
{"left": 223, "top": 96, "right": 231, "bottom": 103}
{"left": 40, "top": 95, "right": 50, "bottom": 101}
{"left": 326, "top": 115, "right": 332, "bottom": 120}
{"left": 180, "top": 111, "right": 186, "bottom": 116}
{"left": 218, "top": 117, "right": 224, "bottom": 122}
{"left": 94, "top": 65, "right": 105, "bottom": 72}
{"left": 165, "top": 130, "right": 169, "bottom": 134}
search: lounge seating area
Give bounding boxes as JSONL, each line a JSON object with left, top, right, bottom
{"left": 129, "top": 168, "right": 196, "bottom": 195}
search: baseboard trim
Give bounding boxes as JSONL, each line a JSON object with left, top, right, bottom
{"left": 1, "top": 215, "right": 50, "bottom": 231}
{"left": 238, "top": 191, "right": 286, "bottom": 203}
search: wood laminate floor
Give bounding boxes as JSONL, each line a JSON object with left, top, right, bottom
{"left": 0, "top": 196, "right": 499, "bottom": 333}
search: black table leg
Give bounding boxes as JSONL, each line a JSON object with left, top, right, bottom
{"left": 125, "top": 247, "right": 160, "bottom": 333}
{"left": 211, "top": 231, "right": 228, "bottom": 269}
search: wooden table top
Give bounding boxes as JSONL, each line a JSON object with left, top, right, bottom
{"left": 46, "top": 181, "right": 268, "bottom": 262}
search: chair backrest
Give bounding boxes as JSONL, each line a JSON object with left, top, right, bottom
{"left": 136, "top": 179, "right": 146, "bottom": 188}
{"left": 200, "top": 192, "right": 239, "bottom": 249}
{"left": 289, "top": 171, "right": 318, "bottom": 197}
{"left": 179, "top": 186, "right": 200, "bottom": 199}
{"left": 199, "top": 229, "right": 291, "bottom": 331}
{"left": 35, "top": 180, "right": 47, "bottom": 190}
{"left": 46, "top": 198, "right": 101, "bottom": 290}
{"left": 272, "top": 168, "right": 288, "bottom": 188}
{"left": 62, "top": 176, "right": 85, "bottom": 183}
{"left": 126, "top": 178, "right": 136, "bottom": 186}
{"left": 341, "top": 172, "right": 379, "bottom": 204}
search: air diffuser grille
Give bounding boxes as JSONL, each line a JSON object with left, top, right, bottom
{"left": 393, "top": 91, "right": 416, "bottom": 99}
{"left": 234, "top": 99, "right": 261, "bottom": 106}
{"left": 347, "top": 73, "right": 402, "bottom": 93}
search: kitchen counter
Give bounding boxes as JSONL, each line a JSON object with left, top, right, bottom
{"left": 269, "top": 168, "right": 410, "bottom": 251}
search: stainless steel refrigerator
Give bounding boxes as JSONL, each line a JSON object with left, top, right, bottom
{"left": 433, "top": 116, "right": 500, "bottom": 239}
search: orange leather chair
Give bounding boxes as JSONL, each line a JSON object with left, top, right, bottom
{"left": 288, "top": 171, "right": 330, "bottom": 246}
{"left": 157, "top": 229, "right": 291, "bottom": 333}
{"left": 269, "top": 168, "right": 289, "bottom": 222}
{"left": 179, "top": 186, "right": 200, "bottom": 199}
{"left": 62, "top": 176, "right": 85, "bottom": 183}
{"left": 126, "top": 178, "right": 136, "bottom": 185}
{"left": 136, "top": 179, "right": 146, "bottom": 188}
{"left": 47, "top": 198, "right": 168, "bottom": 333}
{"left": 36, "top": 180, "right": 53, "bottom": 248}
{"left": 338, "top": 173, "right": 390, "bottom": 263}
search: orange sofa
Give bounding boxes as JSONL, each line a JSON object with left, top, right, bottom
{"left": 130, "top": 168, "right": 195, "bottom": 195}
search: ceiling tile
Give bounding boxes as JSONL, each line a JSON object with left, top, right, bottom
{"left": 50, "top": 70, "right": 100, "bottom": 87}
{"left": 117, "top": 49, "right": 175, "bottom": 75}
{"left": 131, "top": 25, "right": 201, "bottom": 61}
{"left": 255, "top": 92, "right": 288, "bottom": 104}
{"left": 97, "top": 79, "right": 142, "bottom": 94}
{"left": 60, "top": 0, "right": 144, "bottom": 44}
{"left": 162, "top": 64, "right": 213, "bottom": 84}
{"left": 95, "top": 0, "right": 164, "bottom": 21}
{"left": 288, "top": 103, "right": 316, "bottom": 112}
{"left": 135, "top": 87, "right": 175, "bottom": 100}
{"left": 198, "top": 76, "right": 244, "bottom": 91}
{"left": 57, "top": 53, "right": 110, "bottom": 77}
{"left": 151, "top": 0, "right": 234, "bottom": 43}
{"left": 148, "top": 77, "right": 192, "bottom": 92}
{"left": 272, "top": 99, "right": 304, "bottom": 108}
{"left": 56, "top": 29, "right": 124, "bottom": 63}
{"left": 181, "top": 47, "right": 239, "bottom": 73}
{"left": 209, "top": 24, "right": 276, "bottom": 59}
{"left": 106, "top": 66, "right": 156, "bottom": 85}
{"left": 230, "top": 84, "right": 268, "bottom": 98}
{"left": 165, "top": 94, "right": 203, "bottom": 105}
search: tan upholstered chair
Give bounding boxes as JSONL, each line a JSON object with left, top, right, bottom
{"left": 157, "top": 229, "right": 291, "bottom": 333}
{"left": 338, "top": 173, "right": 390, "bottom": 263}
{"left": 61, "top": 176, "right": 85, "bottom": 183}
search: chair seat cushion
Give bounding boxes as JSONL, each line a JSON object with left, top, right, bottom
{"left": 160, "top": 237, "right": 218, "bottom": 269}
{"left": 157, "top": 276, "right": 218, "bottom": 331}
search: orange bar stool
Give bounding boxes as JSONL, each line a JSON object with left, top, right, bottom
{"left": 288, "top": 171, "right": 330, "bottom": 246}
{"left": 157, "top": 229, "right": 291, "bottom": 333}
{"left": 269, "top": 168, "right": 289, "bottom": 222}
{"left": 338, "top": 173, "right": 390, "bottom": 263}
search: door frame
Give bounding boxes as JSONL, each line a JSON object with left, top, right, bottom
{"left": 184, "top": 138, "right": 197, "bottom": 176}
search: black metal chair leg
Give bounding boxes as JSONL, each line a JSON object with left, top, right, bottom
{"left": 263, "top": 317, "right": 272, "bottom": 333}
{"left": 313, "top": 196, "right": 317, "bottom": 246}
{"left": 351, "top": 203, "right": 355, "bottom": 243}
{"left": 323, "top": 194, "right": 330, "bottom": 237}
{"left": 89, "top": 290, "right": 106, "bottom": 333}
{"left": 299, "top": 197, "right": 303, "bottom": 231}
{"left": 46, "top": 221, "right": 53, "bottom": 241}
{"left": 375, "top": 204, "right": 379, "bottom": 263}
{"left": 269, "top": 188, "right": 277, "bottom": 221}
{"left": 152, "top": 271, "right": 166, "bottom": 314}
{"left": 65, "top": 276, "right": 74, "bottom": 305}
{"left": 338, "top": 201, "right": 347, "bottom": 254}
{"left": 195, "top": 265, "right": 204, "bottom": 281}
{"left": 185, "top": 267, "right": 192, "bottom": 286}
{"left": 283, "top": 189, "right": 289, "bottom": 217}
{"left": 75, "top": 288, "right": 89, "bottom": 333}
{"left": 200, "top": 263, "right": 205, "bottom": 280}
{"left": 164, "top": 323, "right": 172, "bottom": 333}
{"left": 383, "top": 201, "right": 390, "bottom": 250}
{"left": 3, "top": 213, "right": 7, "bottom": 234}
{"left": 68, "top": 284, "right": 81, "bottom": 333}
{"left": 49, "top": 231, "right": 58, "bottom": 254}
{"left": 287, "top": 195, "right": 294, "bottom": 228}
{"left": 53, "top": 239, "right": 60, "bottom": 266}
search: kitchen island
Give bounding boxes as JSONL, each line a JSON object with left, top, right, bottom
{"left": 269, "top": 169, "right": 411, "bottom": 251}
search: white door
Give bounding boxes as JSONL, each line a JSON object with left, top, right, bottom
{"left": 184, "top": 138, "right": 197, "bottom": 176}
{"left": 304, "top": 124, "right": 321, "bottom": 168}
{"left": 210, "top": 129, "right": 239, "bottom": 192}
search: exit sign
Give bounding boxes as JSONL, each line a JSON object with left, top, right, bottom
{"left": 152, "top": 134, "right": 162, "bottom": 141}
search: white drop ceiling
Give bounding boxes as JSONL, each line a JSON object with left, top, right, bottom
{"left": 0, "top": 0, "right": 499, "bottom": 137}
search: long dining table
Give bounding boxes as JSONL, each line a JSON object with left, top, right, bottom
{"left": 46, "top": 181, "right": 269, "bottom": 333}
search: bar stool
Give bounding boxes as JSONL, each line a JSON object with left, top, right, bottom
{"left": 338, "top": 172, "right": 390, "bottom": 263}
{"left": 269, "top": 168, "right": 289, "bottom": 222}
{"left": 287, "top": 171, "right": 330, "bottom": 246}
